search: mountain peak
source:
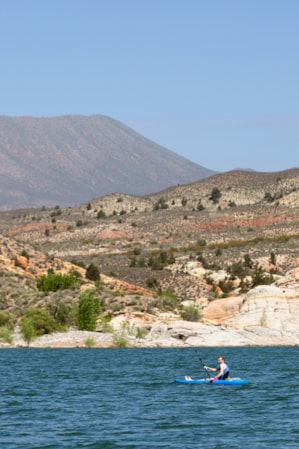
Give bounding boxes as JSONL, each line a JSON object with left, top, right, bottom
{"left": 0, "top": 115, "right": 214, "bottom": 210}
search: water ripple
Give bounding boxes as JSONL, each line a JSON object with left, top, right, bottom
{"left": 0, "top": 347, "right": 298, "bottom": 448}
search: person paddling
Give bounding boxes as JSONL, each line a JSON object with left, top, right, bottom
{"left": 204, "top": 356, "right": 230, "bottom": 381}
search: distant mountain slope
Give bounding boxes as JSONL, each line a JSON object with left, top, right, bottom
{"left": 0, "top": 115, "right": 215, "bottom": 210}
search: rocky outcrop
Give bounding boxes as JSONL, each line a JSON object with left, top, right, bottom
{"left": 144, "top": 321, "right": 299, "bottom": 347}
{"left": 229, "top": 285, "right": 299, "bottom": 332}
{"left": 197, "top": 262, "right": 299, "bottom": 334}
{"left": 202, "top": 296, "right": 244, "bottom": 324}
{"left": 9, "top": 319, "right": 299, "bottom": 348}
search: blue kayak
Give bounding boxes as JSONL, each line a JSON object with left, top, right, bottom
{"left": 175, "top": 377, "right": 249, "bottom": 386}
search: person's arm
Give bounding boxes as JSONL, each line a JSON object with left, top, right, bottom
{"left": 213, "top": 363, "right": 224, "bottom": 380}
{"left": 203, "top": 365, "right": 217, "bottom": 372}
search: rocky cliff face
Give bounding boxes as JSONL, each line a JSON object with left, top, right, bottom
{"left": 229, "top": 284, "right": 299, "bottom": 332}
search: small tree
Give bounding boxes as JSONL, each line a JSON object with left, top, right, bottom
{"left": 86, "top": 263, "right": 100, "bottom": 281}
{"left": 77, "top": 291, "right": 101, "bottom": 331}
{"left": 209, "top": 187, "right": 221, "bottom": 204}
{"left": 270, "top": 251, "right": 277, "bottom": 265}
{"left": 21, "top": 318, "right": 36, "bottom": 347}
{"left": 97, "top": 210, "right": 106, "bottom": 219}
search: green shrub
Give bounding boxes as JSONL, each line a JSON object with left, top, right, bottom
{"left": 252, "top": 266, "right": 274, "bottom": 286}
{"left": 0, "top": 311, "right": 13, "bottom": 329}
{"left": 148, "top": 256, "right": 164, "bottom": 270}
{"left": 239, "top": 278, "right": 251, "bottom": 293}
{"left": 47, "top": 300, "right": 76, "bottom": 328}
{"left": 209, "top": 187, "right": 221, "bottom": 204}
{"left": 0, "top": 327, "right": 13, "bottom": 344}
{"left": 147, "top": 250, "right": 176, "bottom": 270}
{"left": 129, "top": 256, "right": 137, "bottom": 267}
{"left": 20, "top": 318, "right": 36, "bottom": 346}
{"left": 95, "top": 279, "right": 104, "bottom": 290}
{"left": 86, "top": 263, "right": 100, "bottom": 281}
{"left": 37, "top": 272, "right": 78, "bottom": 292}
{"left": 145, "top": 276, "right": 159, "bottom": 289}
{"left": 180, "top": 305, "right": 201, "bottom": 322}
{"left": 21, "top": 250, "right": 30, "bottom": 260}
{"left": 77, "top": 290, "right": 101, "bottom": 331}
{"left": 71, "top": 259, "right": 86, "bottom": 268}
{"left": 275, "top": 235, "right": 290, "bottom": 243}
{"left": 218, "top": 279, "right": 234, "bottom": 297}
{"left": 228, "top": 261, "right": 249, "bottom": 280}
{"left": 21, "top": 307, "right": 59, "bottom": 338}
{"left": 264, "top": 192, "right": 274, "bottom": 202}
{"left": 243, "top": 254, "right": 253, "bottom": 268}
{"left": 136, "top": 327, "right": 148, "bottom": 339}
{"left": 270, "top": 251, "right": 277, "bottom": 265}
{"left": 153, "top": 197, "right": 169, "bottom": 210}
{"left": 70, "top": 268, "right": 82, "bottom": 280}
{"left": 197, "top": 200, "right": 204, "bottom": 211}
{"left": 161, "top": 290, "right": 178, "bottom": 310}
{"left": 215, "top": 248, "right": 222, "bottom": 257}
{"left": 99, "top": 316, "right": 113, "bottom": 333}
{"left": 113, "top": 331, "right": 128, "bottom": 347}
{"left": 97, "top": 210, "right": 106, "bottom": 219}
{"left": 50, "top": 209, "right": 62, "bottom": 217}
{"left": 85, "top": 338, "right": 96, "bottom": 347}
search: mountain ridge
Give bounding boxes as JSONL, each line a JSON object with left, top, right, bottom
{"left": 0, "top": 114, "right": 215, "bottom": 210}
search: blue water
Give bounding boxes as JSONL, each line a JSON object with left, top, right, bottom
{"left": 0, "top": 347, "right": 298, "bottom": 448}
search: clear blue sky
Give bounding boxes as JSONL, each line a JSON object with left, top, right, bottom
{"left": 1, "top": 0, "right": 298, "bottom": 172}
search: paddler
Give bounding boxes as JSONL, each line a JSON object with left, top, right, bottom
{"left": 204, "top": 356, "right": 230, "bottom": 381}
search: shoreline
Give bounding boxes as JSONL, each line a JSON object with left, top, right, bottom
{"left": 4, "top": 322, "right": 299, "bottom": 348}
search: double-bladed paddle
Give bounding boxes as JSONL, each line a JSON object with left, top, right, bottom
{"left": 194, "top": 350, "right": 211, "bottom": 379}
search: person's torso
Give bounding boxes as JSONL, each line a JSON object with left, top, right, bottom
{"left": 221, "top": 363, "right": 229, "bottom": 374}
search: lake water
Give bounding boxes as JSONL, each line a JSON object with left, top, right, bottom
{"left": 0, "top": 346, "right": 298, "bottom": 448}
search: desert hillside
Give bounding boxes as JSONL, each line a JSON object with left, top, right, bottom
{"left": 0, "top": 168, "right": 298, "bottom": 347}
